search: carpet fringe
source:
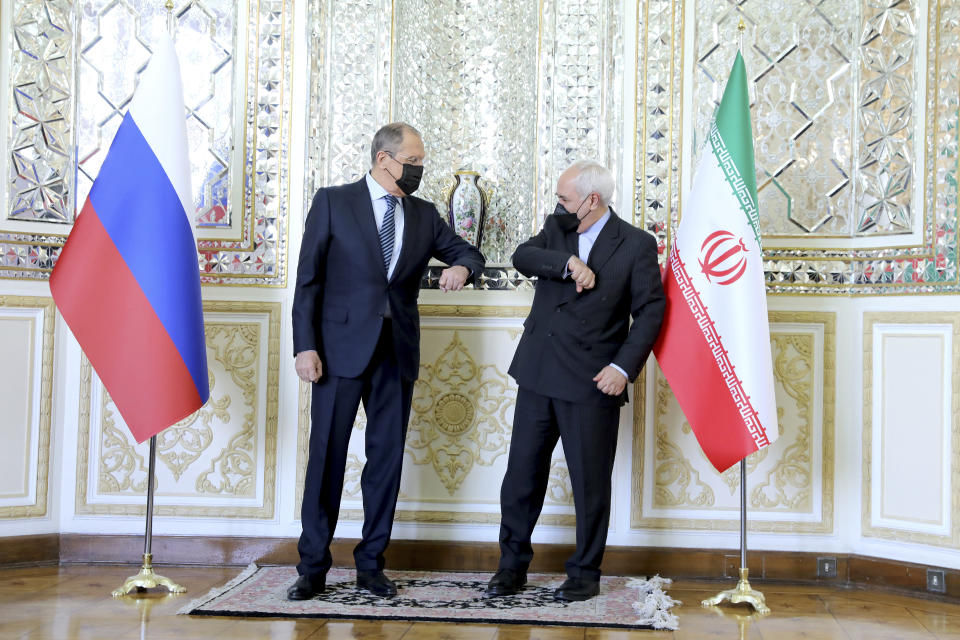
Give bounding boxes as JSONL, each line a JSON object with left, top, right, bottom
{"left": 176, "top": 562, "right": 261, "bottom": 615}
{"left": 626, "top": 575, "right": 681, "bottom": 630}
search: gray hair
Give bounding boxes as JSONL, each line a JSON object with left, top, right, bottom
{"left": 568, "top": 159, "right": 615, "bottom": 205}
{"left": 370, "top": 122, "right": 422, "bottom": 165}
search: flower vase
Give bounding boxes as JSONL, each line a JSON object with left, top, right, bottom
{"left": 446, "top": 170, "right": 486, "bottom": 249}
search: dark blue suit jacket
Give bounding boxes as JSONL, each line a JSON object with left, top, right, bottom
{"left": 508, "top": 209, "right": 665, "bottom": 407}
{"left": 292, "top": 177, "right": 485, "bottom": 380}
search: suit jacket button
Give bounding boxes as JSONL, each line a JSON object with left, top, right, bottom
{"left": 547, "top": 331, "right": 553, "bottom": 337}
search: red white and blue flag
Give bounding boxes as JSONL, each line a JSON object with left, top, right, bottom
{"left": 51, "top": 36, "right": 208, "bottom": 443}
{"left": 652, "top": 52, "right": 778, "bottom": 472}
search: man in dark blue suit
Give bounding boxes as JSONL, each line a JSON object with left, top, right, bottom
{"left": 486, "top": 160, "right": 665, "bottom": 602}
{"left": 289, "top": 123, "right": 485, "bottom": 600}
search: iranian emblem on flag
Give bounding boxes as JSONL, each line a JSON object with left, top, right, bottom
{"left": 652, "top": 51, "right": 779, "bottom": 473}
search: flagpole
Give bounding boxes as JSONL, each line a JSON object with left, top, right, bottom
{"left": 740, "top": 458, "right": 747, "bottom": 571}
{"left": 701, "top": 18, "right": 769, "bottom": 615}
{"left": 701, "top": 459, "right": 769, "bottom": 613}
{"left": 112, "top": 0, "right": 186, "bottom": 597}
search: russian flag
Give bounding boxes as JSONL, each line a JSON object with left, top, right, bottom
{"left": 51, "top": 36, "right": 209, "bottom": 443}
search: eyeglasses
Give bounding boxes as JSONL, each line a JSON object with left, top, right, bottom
{"left": 385, "top": 150, "right": 425, "bottom": 167}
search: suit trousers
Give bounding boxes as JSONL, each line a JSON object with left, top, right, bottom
{"left": 498, "top": 387, "right": 620, "bottom": 581}
{"left": 297, "top": 320, "right": 414, "bottom": 577}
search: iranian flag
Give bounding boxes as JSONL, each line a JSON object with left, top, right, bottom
{"left": 652, "top": 51, "right": 778, "bottom": 473}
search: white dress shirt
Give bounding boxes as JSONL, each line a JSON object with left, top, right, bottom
{"left": 577, "top": 210, "right": 610, "bottom": 263}
{"left": 365, "top": 172, "right": 404, "bottom": 280}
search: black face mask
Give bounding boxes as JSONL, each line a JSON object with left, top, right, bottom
{"left": 385, "top": 152, "right": 424, "bottom": 196}
{"left": 552, "top": 196, "right": 589, "bottom": 232}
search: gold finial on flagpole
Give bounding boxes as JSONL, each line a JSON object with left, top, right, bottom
{"left": 165, "top": 0, "right": 175, "bottom": 35}
{"left": 737, "top": 17, "right": 745, "bottom": 52}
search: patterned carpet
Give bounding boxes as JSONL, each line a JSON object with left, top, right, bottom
{"left": 179, "top": 564, "right": 680, "bottom": 630}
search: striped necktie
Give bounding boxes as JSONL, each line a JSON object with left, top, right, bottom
{"left": 380, "top": 194, "right": 397, "bottom": 272}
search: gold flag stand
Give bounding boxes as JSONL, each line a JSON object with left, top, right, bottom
{"left": 112, "top": 436, "right": 186, "bottom": 597}
{"left": 701, "top": 459, "right": 769, "bottom": 614}
{"left": 112, "top": 0, "right": 185, "bottom": 599}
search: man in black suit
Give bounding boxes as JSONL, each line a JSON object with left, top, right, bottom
{"left": 486, "top": 160, "right": 665, "bottom": 602}
{"left": 290, "top": 122, "right": 485, "bottom": 600}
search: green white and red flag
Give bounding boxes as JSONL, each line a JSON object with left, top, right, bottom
{"left": 652, "top": 52, "right": 778, "bottom": 473}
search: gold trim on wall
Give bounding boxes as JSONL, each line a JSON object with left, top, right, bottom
{"left": 0, "top": 297, "right": 54, "bottom": 519}
{"left": 294, "top": 378, "right": 312, "bottom": 520}
{"left": 75, "top": 300, "right": 281, "bottom": 518}
{"left": 861, "top": 312, "right": 960, "bottom": 548}
{"left": 417, "top": 305, "right": 531, "bottom": 319}
{"left": 337, "top": 509, "right": 575, "bottom": 527}
{"left": 630, "top": 311, "right": 836, "bottom": 533}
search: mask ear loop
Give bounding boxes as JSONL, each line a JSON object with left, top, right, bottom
{"left": 382, "top": 151, "right": 401, "bottom": 182}
{"left": 574, "top": 194, "right": 592, "bottom": 219}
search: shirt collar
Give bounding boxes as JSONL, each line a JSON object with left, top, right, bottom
{"left": 365, "top": 171, "right": 393, "bottom": 202}
{"left": 579, "top": 210, "right": 611, "bottom": 241}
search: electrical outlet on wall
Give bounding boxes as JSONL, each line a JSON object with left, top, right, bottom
{"left": 927, "top": 569, "right": 946, "bottom": 594}
{"left": 817, "top": 556, "right": 838, "bottom": 578}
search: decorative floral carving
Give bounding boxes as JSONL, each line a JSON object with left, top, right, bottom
{"left": 751, "top": 334, "right": 813, "bottom": 511}
{"left": 354, "top": 404, "right": 367, "bottom": 431}
{"left": 652, "top": 375, "right": 715, "bottom": 508}
{"left": 546, "top": 459, "right": 574, "bottom": 506}
{"left": 158, "top": 370, "right": 229, "bottom": 481}
{"left": 408, "top": 332, "right": 515, "bottom": 494}
{"left": 79, "top": 301, "right": 280, "bottom": 518}
{"left": 652, "top": 333, "right": 814, "bottom": 512}
{"left": 196, "top": 323, "right": 260, "bottom": 496}
{"left": 342, "top": 454, "right": 364, "bottom": 499}
{"left": 98, "top": 390, "right": 148, "bottom": 494}
{"left": 718, "top": 447, "right": 768, "bottom": 496}
{"left": 633, "top": 312, "right": 835, "bottom": 533}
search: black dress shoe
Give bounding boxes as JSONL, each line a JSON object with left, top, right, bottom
{"left": 286, "top": 574, "right": 325, "bottom": 600}
{"left": 484, "top": 568, "right": 527, "bottom": 597}
{"left": 356, "top": 570, "right": 397, "bottom": 597}
{"left": 553, "top": 577, "right": 600, "bottom": 601}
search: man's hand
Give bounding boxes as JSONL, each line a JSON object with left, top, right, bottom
{"left": 439, "top": 265, "right": 470, "bottom": 292}
{"left": 566, "top": 256, "right": 596, "bottom": 293}
{"left": 295, "top": 350, "right": 323, "bottom": 383}
{"left": 593, "top": 365, "right": 627, "bottom": 396}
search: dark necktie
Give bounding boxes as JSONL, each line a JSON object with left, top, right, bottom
{"left": 380, "top": 195, "right": 397, "bottom": 272}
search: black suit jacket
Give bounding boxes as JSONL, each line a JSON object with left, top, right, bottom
{"left": 508, "top": 209, "right": 665, "bottom": 407}
{"left": 292, "top": 177, "right": 485, "bottom": 380}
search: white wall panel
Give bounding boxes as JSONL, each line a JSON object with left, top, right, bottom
{"left": 0, "top": 297, "right": 53, "bottom": 520}
{"left": 863, "top": 314, "right": 959, "bottom": 548}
